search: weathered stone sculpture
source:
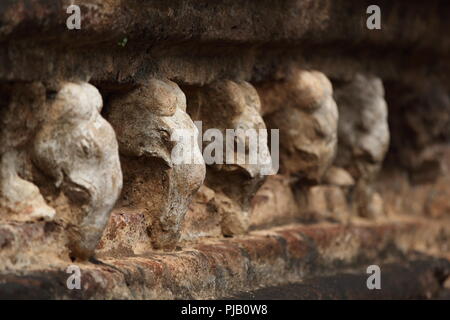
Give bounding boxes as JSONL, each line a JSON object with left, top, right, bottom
{"left": 259, "top": 70, "right": 339, "bottom": 184}
{"left": 334, "top": 74, "right": 390, "bottom": 183}
{"left": 186, "top": 80, "right": 273, "bottom": 235}
{"left": 298, "top": 166, "right": 355, "bottom": 223}
{"left": 0, "top": 81, "right": 123, "bottom": 259}
{"left": 333, "top": 74, "right": 390, "bottom": 218}
{"left": 0, "top": 83, "right": 56, "bottom": 222}
{"left": 386, "top": 83, "right": 450, "bottom": 184}
{"left": 0, "top": 0, "right": 449, "bottom": 300}
{"left": 107, "top": 79, "right": 206, "bottom": 250}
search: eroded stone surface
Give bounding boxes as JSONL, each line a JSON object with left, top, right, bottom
{"left": 185, "top": 80, "right": 272, "bottom": 235}
{"left": 32, "top": 82, "right": 123, "bottom": 258}
{"left": 107, "top": 78, "right": 206, "bottom": 250}
{"left": 180, "top": 185, "right": 222, "bottom": 242}
{"left": 386, "top": 83, "right": 450, "bottom": 184}
{"left": 0, "top": 83, "right": 54, "bottom": 222}
{"left": 379, "top": 146, "right": 450, "bottom": 221}
{"left": 0, "top": 0, "right": 449, "bottom": 299}
{"left": 250, "top": 175, "right": 299, "bottom": 228}
{"left": 333, "top": 74, "right": 390, "bottom": 219}
{"left": 259, "top": 70, "right": 338, "bottom": 183}
{"left": 2, "top": 219, "right": 449, "bottom": 299}
{"left": 0, "top": 81, "right": 122, "bottom": 259}
{"left": 296, "top": 166, "right": 355, "bottom": 222}
{"left": 297, "top": 180, "right": 353, "bottom": 223}
{"left": 334, "top": 74, "right": 390, "bottom": 183}
{"left": 323, "top": 166, "right": 355, "bottom": 187}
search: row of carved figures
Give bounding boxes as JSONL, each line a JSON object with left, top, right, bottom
{"left": 0, "top": 70, "right": 390, "bottom": 259}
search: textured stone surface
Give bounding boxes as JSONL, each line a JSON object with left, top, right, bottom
{"left": 0, "top": 83, "right": 54, "bottom": 222}
{"left": 386, "top": 83, "right": 450, "bottom": 184}
{"left": 323, "top": 166, "right": 355, "bottom": 187}
{"left": 180, "top": 185, "right": 222, "bottom": 242}
{"left": 107, "top": 79, "right": 206, "bottom": 250}
{"left": 186, "top": 80, "right": 272, "bottom": 236}
{"left": 0, "top": 0, "right": 448, "bottom": 90}
{"left": 0, "top": 0, "right": 449, "bottom": 300}
{"left": 334, "top": 74, "right": 390, "bottom": 183}
{"left": 0, "top": 81, "right": 122, "bottom": 259}
{"left": 260, "top": 70, "right": 338, "bottom": 183}
{"left": 231, "top": 258, "right": 450, "bottom": 300}
{"left": 299, "top": 185, "right": 350, "bottom": 223}
{"left": 0, "top": 218, "right": 449, "bottom": 299}
{"left": 333, "top": 74, "right": 390, "bottom": 219}
{"left": 380, "top": 147, "right": 450, "bottom": 222}
{"left": 250, "top": 175, "right": 299, "bottom": 229}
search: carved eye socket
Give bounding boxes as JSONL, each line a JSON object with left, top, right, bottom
{"left": 77, "top": 137, "right": 96, "bottom": 158}
{"left": 158, "top": 128, "right": 171, "bottom": 143}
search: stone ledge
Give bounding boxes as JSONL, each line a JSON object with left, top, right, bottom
{"left": 230, "top": 258, "right": 450, "bottom": 300}
{"left": 0, "top": 1, "right": 448, "bottom": 88}
{"left": 0, "top": 217, "right": 448, "bottom": 299}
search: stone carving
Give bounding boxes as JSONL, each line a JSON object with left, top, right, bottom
{"left": 0, "top": 81, "right": 122, "bottom": 259}
{"left": 386, "top": 83, "right": 450, "bottom": 184}
{"left": 250, "top": 175, "right": 299, "bottom": 228}
{"left": 107, "top": 79, "right": 206, "bottom": 250}
{"left": 298, "top": 166, "right": 355, "bottom": 222}
{"left": 185, "top": 80, "right": 272, "bottom": 235}
{"left": 334, "top": 74, "right": 390, "bottom": 183}
{"left": 0, "top": 83, "right": 55, "bottom": 222}
{"left": 259, "top": 70, "right": 338, "bottom": 184}
{"left": 333, "top": 74, "right": 390, "bottom": 218}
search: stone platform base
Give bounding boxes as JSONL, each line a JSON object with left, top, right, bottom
{"left": 1, "top": 217, "right": 448, "bottom": 299}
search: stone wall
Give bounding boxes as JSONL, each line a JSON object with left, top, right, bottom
{"left": 0, "top": 0, "right": 449, "bottom": 299}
